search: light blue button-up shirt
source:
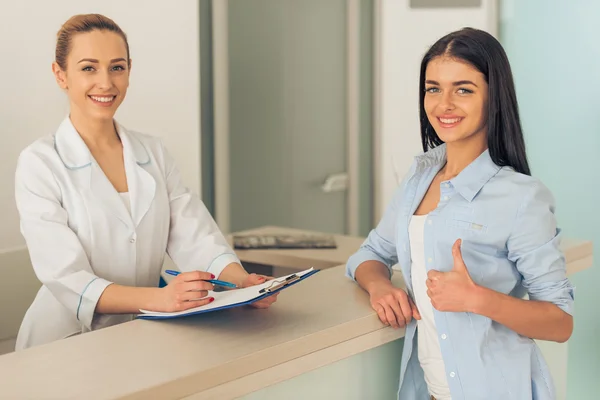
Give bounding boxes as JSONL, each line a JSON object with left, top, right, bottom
{"left": 346, "top": 144, "right": 574, "bottom": 400}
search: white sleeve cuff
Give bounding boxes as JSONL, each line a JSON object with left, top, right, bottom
{"left": 76, "top": 277, "right": 113, "bottom": 330}
{"left": 206, "top": 253, "right": 241, "bottom": 278}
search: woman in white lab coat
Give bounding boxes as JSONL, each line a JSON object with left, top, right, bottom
{"left": 14, "top": 13, "right": 277, "bottom": 350}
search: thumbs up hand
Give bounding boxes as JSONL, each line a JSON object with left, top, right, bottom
{"left": 426, "top": 239, "right": 480, "bottom": 313}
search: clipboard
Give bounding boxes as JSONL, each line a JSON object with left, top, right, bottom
{"left": 137, "top": 268, "right": 319, "bottom": 320}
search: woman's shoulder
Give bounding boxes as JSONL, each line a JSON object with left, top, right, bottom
{"left": 495, "top": 167, "right": 555, "bottom": 205}
{"left": 18, "top": 134, "right": 59, "bottom": 170}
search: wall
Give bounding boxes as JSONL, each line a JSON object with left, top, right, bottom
{"left": 500, "top": 0, "right": 600, "bottom": 397}
{"left": 0, "top": 0, "right": 201, "bottom": 344}
{"left": 376, "top": 0, "right": 497, "bottom": 219}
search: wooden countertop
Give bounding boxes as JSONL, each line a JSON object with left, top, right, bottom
{"left": 0, "top": 265, "right": 404, "bottom": 400}
{"left": 0, "top": 227, "right": 592, "bottom": 399}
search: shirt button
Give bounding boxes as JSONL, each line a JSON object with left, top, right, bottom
{"left": 441, "top": 334, "right": 447, "bottom": 340}
{"left": 450, "top": 372, "right": 456, "bottom": 378}
{"left": 443, "top": 196, "right": 449, "bottom": 201}
{"left": 427, "top": 220, "right": 432, "bottom": 225}
{"left": 427, "top": 257, "right": 433, "bottom": 263}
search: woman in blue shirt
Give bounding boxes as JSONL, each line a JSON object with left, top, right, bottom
{"left": 346, "top": 28, "right": 574, "bottom": 400}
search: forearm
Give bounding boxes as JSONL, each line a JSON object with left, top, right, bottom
{"left": 471, "top": 286, "right": 573, "bottom": 342}
{"left": 218, "top": 262, "right": 250, "bottom": 287}
{"left": 355, "top": 261, "right": 393, "bottom": 293}
{"left": 96, "top": 284, "right": 161, "bottom": 314}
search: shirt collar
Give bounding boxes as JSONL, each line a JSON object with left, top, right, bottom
{"left": 54, "top": 116, "right": 150, "bottom": 169}
{"left": 414, "top": 144, "right": 501, "bottom": 202}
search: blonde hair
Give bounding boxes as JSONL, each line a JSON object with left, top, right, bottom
{"left": 55, "top": 14, "right": 130, "bottom": 70}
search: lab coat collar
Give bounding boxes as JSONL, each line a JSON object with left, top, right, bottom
{"left": 54, "top": 116, "right": 151, "bottom": 169}
{"left": 54, "top": 116, "right": 156, "bottom": 229}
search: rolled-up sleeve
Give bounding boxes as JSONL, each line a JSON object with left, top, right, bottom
{"left": 507, "top": 182, "right": 574, "bottom": 315}
{"left": 346, "top": 176, "right": 409, "bottom": 281}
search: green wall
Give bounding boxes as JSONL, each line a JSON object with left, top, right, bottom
{"left": 500, "top": 0, "right": 600, "bottom": 397}
{"left": 242, "top": 339, "right": 403, "bottom": 400}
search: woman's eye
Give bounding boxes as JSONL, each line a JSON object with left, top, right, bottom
{"left": 457, "top": 88, "right": 473, "bottom": 94}
{"left": 425, "top": 87, "right": 440, "bottom": 93}
{"left": 82, "top": 66, "right": 94, "bottom": 72}
{"left": 112, "top": 65, "right": 126, "bottom": 71}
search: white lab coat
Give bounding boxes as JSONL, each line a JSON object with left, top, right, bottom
{"left": 14, "top": 117, "right": 240, "bottom": 350}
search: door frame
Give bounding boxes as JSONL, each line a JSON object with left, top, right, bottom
{"left": 212, "top": 0, "right": 231, "bottom": 233}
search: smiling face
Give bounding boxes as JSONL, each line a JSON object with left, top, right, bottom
{"left": 52, "top": 30, "right": 131, "bottom": 123}
{"left": 423, "top": 56, "right": 488, "bottom": 146}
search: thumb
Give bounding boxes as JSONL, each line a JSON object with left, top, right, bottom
{"left": 452, "top": 239, "right": 468, "bottom": 272}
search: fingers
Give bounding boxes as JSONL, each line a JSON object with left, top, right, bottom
{"left": 386, "top": 300, "right": 403, "bottom": 328}
{"left": 177, "top": 271, "right": 215, "bottom": 282}
{"left": 396, "top": 293, "right": 413, "bottom": 327}
{"left": 427, "top": 288, "right": 434, "bottom": 300}
{"left": 427, "top": 269, "right": 442, "bottom": 280}
{"left": 177, "top": 296, "right": 215, "bottom": 311}
{"left": 373, "top": 304, "right": 390, "bottom": 325}
{"left": 250, "top": 292, "right": 279, "bottom": 309}
{"left": 180, "top": 280, "right": 214, "bottom": 293}
{"left": 247, "top": 273, "right": 269, "bottom": 285}
{"left": 371, "top": 289, "right": 416, "bottom": 328}
{"left": 253, "top": 297, "right": 277, "bottom": 308}
{"left": 383, "top": 304, "right": 398, "bottom": 328}
{"left": 177, "top": 290, "right": 210, "bottom": 302}
{"left": 408, "top": 296, "right": 421, "bottom": 320}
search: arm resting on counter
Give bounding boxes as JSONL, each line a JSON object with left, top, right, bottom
{"left": 96, "top": 285, "right": 162, "bottom": 314}
{"left": 354, "top": 261, "right": 392, "bottom": 293}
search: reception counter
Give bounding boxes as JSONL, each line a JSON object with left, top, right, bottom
{"left": 0, "top": 227, "right": 592, "bottom": 400}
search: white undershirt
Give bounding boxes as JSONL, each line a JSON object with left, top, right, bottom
{"left": 409, "top": 214, "right": 452, "bottom": 400}
{"left": 119, "top": 192, "right": 131, "bottom": 215}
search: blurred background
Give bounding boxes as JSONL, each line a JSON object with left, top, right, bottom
{"left": 0, "top": 0, "right": 597, "bottom": 398}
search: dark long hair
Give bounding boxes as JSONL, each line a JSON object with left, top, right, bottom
{"left": 419, "top": 27, "right": 531, "bottom": 176}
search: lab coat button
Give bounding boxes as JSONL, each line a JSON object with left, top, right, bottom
{"left": 130, "top": 237, "right": 136, "bottom": 243}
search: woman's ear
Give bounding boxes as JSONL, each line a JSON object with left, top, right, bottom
{"left": 52, "top": 62, "right": 68, "bottom": 90}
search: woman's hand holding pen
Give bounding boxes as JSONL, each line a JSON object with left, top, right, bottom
{"left": 368, "top": 282, "right": 421, "bottom": 329}
{"left": 153, "top": 271, "right": 216, "bottom": 312}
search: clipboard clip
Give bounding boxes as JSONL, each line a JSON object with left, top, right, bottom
{"left": 259, "top": 274, "right": 301, "bottom": 294}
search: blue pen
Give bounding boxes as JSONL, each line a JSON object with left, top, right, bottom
{"left": 164, "top": 270, "right": 237, "bottom": 288}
